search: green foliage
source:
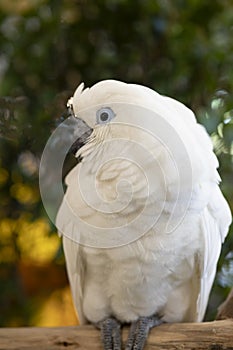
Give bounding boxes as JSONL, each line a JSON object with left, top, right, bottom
{"left": 0, "top": 0, "right": 232, "bottom": 326}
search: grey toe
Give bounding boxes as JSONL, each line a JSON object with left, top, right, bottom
{"left": 97, "top": 317, "right": 122, "bottom": 350}
{"left": 125, "top": 315, "right": 163, "bottom": 350}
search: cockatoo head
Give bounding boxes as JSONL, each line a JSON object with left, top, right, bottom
{"left": 67, "top": 80, "right": 157, "bottom": 158}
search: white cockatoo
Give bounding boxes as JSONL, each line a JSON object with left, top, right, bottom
{"left": 56, "top": 80, "right": 231, "bottom": 350}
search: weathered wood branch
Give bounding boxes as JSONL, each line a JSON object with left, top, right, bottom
{"left": 0, "top": 320, "right": 233, "bottom": 350}
{"left": 217, "top": 288, "right": 233, "bottom": 320}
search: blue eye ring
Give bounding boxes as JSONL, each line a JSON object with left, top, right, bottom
{"left": 96, "top": 107, "right": 115, "bottom": 124}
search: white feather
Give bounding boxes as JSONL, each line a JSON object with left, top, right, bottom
{"left": 56, "top": 80, "right": 231, "bottom": 324}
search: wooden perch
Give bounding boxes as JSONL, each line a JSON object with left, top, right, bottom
{"left": 0, "top": 320, "right": 233, "bottom": 350}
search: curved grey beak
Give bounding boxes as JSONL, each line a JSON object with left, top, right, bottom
{"left": 69, "top": 116, "right": 93, "bottom": 155}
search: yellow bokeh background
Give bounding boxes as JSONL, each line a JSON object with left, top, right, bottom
{"left": 0, "top": 180, "right": 78, "bottom": 326}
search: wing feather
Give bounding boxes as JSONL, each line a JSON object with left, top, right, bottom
{"left": 195, "top": 185, "right": 231, "bottom": 321}
{"left": 62, "top": 235, "right": 87, "bottom": 325}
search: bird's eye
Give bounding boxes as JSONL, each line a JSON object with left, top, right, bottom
{"left": 96, "top": 107, "right": 115, "bottom": 124}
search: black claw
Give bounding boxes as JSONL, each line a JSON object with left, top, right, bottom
{"left": 97, "top": 317, "right": 122, "bottom": 350}
{"left": 125, "top": 315, "right": 163, "bottom": 350}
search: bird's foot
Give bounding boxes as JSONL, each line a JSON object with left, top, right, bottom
{"left": 125, "top": 314, "right": 163, "bottom": 350}
{"left": 97, "top": 317, "right": 122, "bottom": 350}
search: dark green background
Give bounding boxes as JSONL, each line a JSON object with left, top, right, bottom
{"left": 0, "top": 0, "right": 232, "bottom": 326}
